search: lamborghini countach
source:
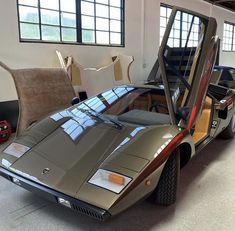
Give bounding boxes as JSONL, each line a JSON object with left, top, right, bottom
{"left": 0, "top": 7, "right": 235, "bottom": 221}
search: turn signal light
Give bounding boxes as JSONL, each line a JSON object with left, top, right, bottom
{"left": 108, "top": 173, "right": 125, "bottom": 185}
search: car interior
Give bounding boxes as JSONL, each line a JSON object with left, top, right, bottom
{"left": 146, "top": 10, "right": 224, "bottom": 145}
{"left": 83, "top": 9, "right": 227, "bottom": 146}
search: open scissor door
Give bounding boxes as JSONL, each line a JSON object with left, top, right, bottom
{"left": 158, "top": 6, "right": 218, "bottom": 131}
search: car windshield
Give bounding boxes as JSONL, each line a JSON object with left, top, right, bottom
{"left": 75, "top": 86, "right": 170, "bottom": 126}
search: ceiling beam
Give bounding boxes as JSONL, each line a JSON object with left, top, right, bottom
{"left": 204, "top": 0, "right": 235, "bottom": 12}
{"left": 215, "top": 0, "right": 235, "bottom": 3}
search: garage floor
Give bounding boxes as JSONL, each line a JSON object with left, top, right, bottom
{"left": 0, "top": 137, "right": 235, "bottom": 231}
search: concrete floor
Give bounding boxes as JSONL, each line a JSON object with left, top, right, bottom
{"left": 0, "top": 138, "right": 235, "bottom": 231}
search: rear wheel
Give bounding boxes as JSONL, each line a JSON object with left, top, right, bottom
{"left": 151, "top": 149, "right": 180, "bottom": 206}
{"left": 219, "top": 116, "right": 235, "bottom": 139}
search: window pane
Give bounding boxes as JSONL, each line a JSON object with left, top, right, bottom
{"left": 82, "top": 29, "right": 95, "bottom": 43}
{"left": 222, "top": 43, "right": 226, "bottom": 50}
{"left": 81, "top": 1, "right": 94, "bottom": 16}
{"left": 40, "top": 0, "right": 59, "bottom": 10}
{"left": 41, "top": 25, "right": 60, "bottom": 41}
{"left": 160, "top": 17, "right": 166, "bottom": 27}
{"left": 160, "top": 5, "right": 200, "bottom": 48}
{"left": 18, "top": 0, "right": 124, "bottom": 45}
{"left": 110, "top": 7, "right": 121, "bottom": 20}
{"left": 41, "top": 9, "right": 59, "bottom": 25}
{"left": 82, "top": 15, "right": 94, "bottom": 29}
{"left": 110, "top": 32, "right": 121, "bottom": 44}
{"left": 174, "top": 29, "right": 180, "bottom": 38}
{"left": 167, "top": 8, "right": 172, "bottom": 17}
{"left": 160, "top": 6, "right": 166, "bottom": 17}
{"left": 169, "top": 29, "right": 173, "bottom": 38}
{"left": 96, "top": 4, "right": 109, "bottom": 18}
{"left": 160, "top": 27, "right": 165, "bottom": 37}
{"left": 110, "top": 0, "right": 121, "bottom": 7}
{"left": 175, "top": 11, "right": 180, "bottom": 20}
{"left": 20, "top": 23, "right": 40, "bottom": 39}
{"left": 96, "top": 18, "right": 109, "bottom": 31}
{"left": 188, "top": 40, "right": 193, "bottom": 47}
{"left": 223, "top": 22, "right": 234, "bottom": 51}
{"left": 174, "top": 39, "right": 180, "bottom": 47}
{"left": 193, "top": 33, "right": 198, "bottom": 40}
{"left": 167, "top": 38, "right": 173, "bottom": 47}
{"left": 60, "top": 0, "right": 76, "bottom": 13}
{"left": 96, "top": 0, "right": 108, "bottom": 4}
{"left": 62, "top": 28, "right": 76, "bottom": 42}
{"left": 182, "top": 13, "right": 188, "bottom": 22}
{"left": 174, "top": 20, "right": 180, "bottom": 29}
{"left": 61, "top": 13, "right": 76, "bottom": 27}
{"left": 194, "top": 17, "right": 199, "bottom": 24}
{"left": 193, "top": 24, "right": 199, "bottom": 33}
{"left": 110, "top": 20, "right": 121, "bottom": 32}
{"left": 19, "top": 6, "right": 39, "bottom": 23}
{"left": 19, "top": 0, "right": 38, "bottom": 7}
{"left": 96, "top": 31, "right": 109, "bottom": 44}
{"left": 182, "top": 30, "right": 188, "bottom": 39}
{"left": 182, "top": 22, "right": 188, "bottom": 30}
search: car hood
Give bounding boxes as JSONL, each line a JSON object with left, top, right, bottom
{"left": 0, "top": 108, "right": 180, "bottom": 210}
{"left": 0, "top": 109, "right": 131, "bottom": 195}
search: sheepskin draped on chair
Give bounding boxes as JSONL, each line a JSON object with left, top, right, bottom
{"left": 0, "top": 61, "right": 76, "bottom": 136}
{"left": 56, "top": 51, "right": 134, "bottom": 97}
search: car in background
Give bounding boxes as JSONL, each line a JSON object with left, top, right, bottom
{"left": 214, "top": 66, "right": 235, "bottom": 88}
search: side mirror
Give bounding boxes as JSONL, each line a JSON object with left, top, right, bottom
{"left": 71, "top": 97, "right": 80, "bottom": 106}
{"left": 177, "top": 107, "right": 189, "bottom": 121}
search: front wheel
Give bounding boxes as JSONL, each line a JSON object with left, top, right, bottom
{"left": 151, "top": 149, "right": 180, "bottom": 206}
{"left": 219, "top": 116, "right": 235, "bottom": 139}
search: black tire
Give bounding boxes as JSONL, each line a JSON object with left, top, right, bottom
{"left": 219, "top": 116, "right": 235, "bottom": 139}
{"left": 151, "top": 149, "right": 180, "bottom": 206}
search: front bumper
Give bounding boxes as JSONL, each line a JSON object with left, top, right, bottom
{"left": 0, "top": 167, "right": 111, "bottom": 221}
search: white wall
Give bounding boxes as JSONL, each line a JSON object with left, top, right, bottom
{"left": 0, "top": 0, "right": 144, "bottom": 101}
{"left": 0, "top": 0, "right": 235, "bottom": 102}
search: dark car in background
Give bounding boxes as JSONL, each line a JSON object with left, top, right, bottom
{"left": 214, "top": 66, "right": 235, "bottom": 88}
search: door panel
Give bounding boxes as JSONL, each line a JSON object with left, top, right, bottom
{"left": 186, "top": 35, "right": 219, "bottom": 130}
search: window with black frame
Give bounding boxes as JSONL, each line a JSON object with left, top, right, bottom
{"left": 17, "top": 0, "right": 124, "bottom": 46}
{"left": 223, "top": 21, "right": 235, "bottom": 51}
{"left": 160, "top": 4, "right": 200, "bottom": 47}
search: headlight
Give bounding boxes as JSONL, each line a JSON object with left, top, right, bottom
{"left": 88, "top": 169, "right": 132, "bottom": 194}
{"left": 3, "top": 143, "right": 30, "bottom": 158}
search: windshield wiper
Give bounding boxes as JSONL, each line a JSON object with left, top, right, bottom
{"left": 93, "top": 112, "right": 123, "bottom": 129}
{"left": 106, "top": 116, "right": 123, "bottom": 129}
{"left": 81, "top": 109, "right": 123, "bottom": 129}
